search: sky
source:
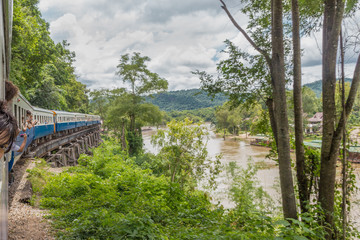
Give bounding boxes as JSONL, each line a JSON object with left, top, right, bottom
{"left": 38, "top": 0, "right": 359, "bottom": 91}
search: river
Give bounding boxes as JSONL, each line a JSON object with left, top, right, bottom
{"left": 142, "top": 124, "right": 360, "bottom": 228}
{"left": 142, "top": 124, "right": 281, "bottom": 208}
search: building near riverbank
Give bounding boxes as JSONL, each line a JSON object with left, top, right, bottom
{"left": 306, "top": 112, "right": 323, "bottom": 133}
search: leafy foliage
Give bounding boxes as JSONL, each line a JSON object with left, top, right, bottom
{"left": 303, "top": 78, "right": 352, "bottom": 98}
{"left": 28, "top": 140, "right": 329, "bottom": 239}
{"left": 145, "top": 89, "right": 227, "bottom": 112}
{"left": 11, "top": 0, "right": 89, "bottom": 112}
{"left": 151, "top": 119, "right": 221, "bottom": 189}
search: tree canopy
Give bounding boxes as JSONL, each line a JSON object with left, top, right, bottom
{"left": 11, "top": 0, "right": 89, "bottom": 112}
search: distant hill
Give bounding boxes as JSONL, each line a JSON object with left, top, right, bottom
{"left": 304, "top": 78, "right": 352, "bottom": 97}
{"left": 145, "top": 89, "right": 227, "bottom": 112}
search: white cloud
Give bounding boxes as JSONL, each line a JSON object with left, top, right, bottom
{"left": 39, "top": 0, "right": 359, "bottom": 92}
{"left": 39, "top": 0, "right": 239, "bottom": 91}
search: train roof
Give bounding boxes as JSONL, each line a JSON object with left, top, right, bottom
{"left": 32, "top": 106, "right": 54, "bottom": 114}
{"left": 16, "top": 93, "right": 34, "bottom": 110}
{"left": 52, "top": 110, "right": 77, "bottom": 116}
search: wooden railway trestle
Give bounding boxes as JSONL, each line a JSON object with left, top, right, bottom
{"left": 26, "top": 125, "right": 102, "bottom": 167}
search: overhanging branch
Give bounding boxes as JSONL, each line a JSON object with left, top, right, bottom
{"left": 219, "top": 0, "right": 272, "bottom": 66}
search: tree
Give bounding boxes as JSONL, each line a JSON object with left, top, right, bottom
{"left": 151, "top": 118, "right": 221, "bottom": 189}
{"left": 204, "top": 0, "right": 297, "bottom": 219}
{"left": 215, "top": 105, "right": 231, "bottom": 139}
{"left": 116, "top": 52, "right": 168, "bottom": 131}
{"left": 89, "top": 88, "right": 126, "bottom": 120}
{"left": 106, "top": 92, "right": 163, "bottom": 155}
{"left": 318, "top": 0, "right": 360, "bottom": 236}
{"left": 11, "top": 0, "right": 89, "bottom": 112}
{"left": 114, "top": 52, "right": 168, "bottom": 154}
{"left": 291, "top": 0, "right": 309, "bottom": 215}
{"left": 302, "top": 87, "right": 321, "bottom": 115}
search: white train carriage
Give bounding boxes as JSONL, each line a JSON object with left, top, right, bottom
{"left": 32, "top": 107, "right": 56, "bottom": 138}
{"left": 12, "top": 94, "right": 35, "bottom": 129}
{"left": 53, "top": 110, "right": 77, "bottom": 132}
{"left": 75, "top": 113, "right": 87, "bottom": 128}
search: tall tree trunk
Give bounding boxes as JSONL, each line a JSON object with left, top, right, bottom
{"left": 266, "top": 98, "right": 278, "bottom": 147}
{"left": 220, "top": 0, "right": 297, "bottom": 219}
{"left": 291, "top": 0, "right": 308, "bottom": 214}
{"left": 319, "top": 0, "right": 344, "bottom": 236}
{"left": 340, "top": 29, "right": 347, "bottom": 240}
{"left": 130, "top": 114, "right": 135, "bottom": 132}
{"left": 271, "top": 0, "right": 297, "bottom": 220}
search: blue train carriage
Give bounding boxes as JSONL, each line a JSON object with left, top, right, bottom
{"left": 10, "top": 94, "right": 36, "bottom": 170}
{"left": 54, "top": 110, "right": 77, "bottom": 132}
{"left": 86, "top": 114, "right": 101, "bottom": 126}
{"left": 75, "top": 112, "right": 87, "bottom": 128}
{"left": 32, "top": 106, "right": 56, "bottom": 139}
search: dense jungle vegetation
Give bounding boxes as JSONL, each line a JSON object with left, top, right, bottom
{"left": 14, "top": 0, "right": 360, "bottom": 239}
{"left": 11, "top": 0, "right": 89, "bottom": 112}
{"left": 29, "top": 121, "right": 333, "bottom": 239}
{"left": 145, "top": 89, "right": 227, "bottom": 111}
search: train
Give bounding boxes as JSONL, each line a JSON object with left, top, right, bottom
{"left": 9, "top": 93, "right": 101, "bottom": 171}
{"left": 0, "top": 0, "right": 100, "bottom": 238}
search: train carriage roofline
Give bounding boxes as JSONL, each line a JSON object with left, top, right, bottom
{"left": 15, "top": 93, "right": 35, "bottom": 111}
{"left": 32, "top": 106, "right": 54, "bottom": 114}
{"left": 52, "top": 110, "right": 77, "bottom": 116}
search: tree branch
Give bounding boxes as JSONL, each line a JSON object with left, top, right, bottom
{"left": 332, "top": 53, "right": 360, "bottom": 149}
{"left": 219, "top": 0, "right": 272, "bottom": 66}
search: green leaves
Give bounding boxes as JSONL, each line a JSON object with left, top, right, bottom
{"left": 11, "top": 0, "right": 89, "bottom": 112}
{"left": 151, "top": 118, "right": 222, "bottom": 190}
{"left": 27, "top": 140, "right": 333, "bottom": 239}
{"left": 116, "top": 52, "right": 168, "bottom": 95}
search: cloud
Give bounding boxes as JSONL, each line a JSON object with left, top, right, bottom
{"left": 39, "top": 0, "right": 359, "bottom": 92}
{"left": 39, "top": 0, "right": 240, "bottom": 91}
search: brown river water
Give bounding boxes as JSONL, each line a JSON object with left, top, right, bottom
{"left": 142, "top": 125, "right": 360, "bottom": 227}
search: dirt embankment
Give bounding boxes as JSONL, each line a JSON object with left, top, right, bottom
{"left": 8, "top": 158, "right": 55, "bottom": 240}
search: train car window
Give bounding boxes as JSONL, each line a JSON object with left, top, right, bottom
{"left": 14, "top": 105, "right": 18, "bottom": 123}
{"left": 21, "top": 108, "right": 24, "bottom": 124}
{"left": 19, "top": 107, "right": 22, "bottom": 125}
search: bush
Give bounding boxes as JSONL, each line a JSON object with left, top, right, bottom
{"left": 28, "top": 140, "right": 331, "bottom": 239}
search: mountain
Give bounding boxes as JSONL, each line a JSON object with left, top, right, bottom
{"left": 145, "top": 89, "right": 227, "bottom": 112}
{"left": 304, "top": 78, "right": 352, "bottom": 97}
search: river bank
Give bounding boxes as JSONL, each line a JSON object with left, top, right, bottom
{"left": 142, "top": 124, "right": 360, "bottom": 229}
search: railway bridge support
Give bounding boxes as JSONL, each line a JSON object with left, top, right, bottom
{"left": 26, "top": 125, "right": 102, "bottom": 167}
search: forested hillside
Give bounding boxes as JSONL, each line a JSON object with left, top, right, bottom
{"left": 304, "top": 78, "right": 352, "bottom": 97}
{"left": 145, "top": 89, "right": 227, "bottom": 111}
{"left": 10, "top": 0, "right": 89, "bottom": 113}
